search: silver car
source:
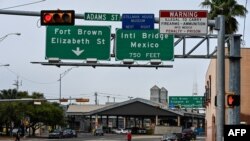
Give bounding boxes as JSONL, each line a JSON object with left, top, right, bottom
{"left": 94, "top": 128, "right": 104, "bottom": 136}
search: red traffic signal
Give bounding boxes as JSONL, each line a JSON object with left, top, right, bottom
{"left": 59, "top": 98, "right": 68, "bottom": 102}
{"left": 41, "top": 10, "right": 75, "bottom": 25}
{"left": 76, "top": 98, "right": 89, "bottom": 102}
{"left": 227, "top": 94, "right": 240, "bottom": 107}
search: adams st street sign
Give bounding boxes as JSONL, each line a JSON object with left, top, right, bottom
{"left": 84, "top": 12, "right": 120, "bottom": 21}
{"left": 46, "top": 25, "right": 111, "bottom": 60}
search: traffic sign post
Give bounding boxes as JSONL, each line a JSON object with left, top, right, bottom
{"left": 115, "top": 29, "right": 174, "bottom": 61}
{"left": 84, "top": 12, "right": 120, "bottom": 21}
{"left": 46, "top": 25, "right": 111, "bottom": 60}
{"left": 169, "top": 96, "right": 204, "bottom": 108}
{"left": 159, "top": 10, "right": 208, "bottom": 35}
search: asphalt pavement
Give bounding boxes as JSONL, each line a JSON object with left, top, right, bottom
{"left": 0, "top": 133, "right": 205, "bottom": 141}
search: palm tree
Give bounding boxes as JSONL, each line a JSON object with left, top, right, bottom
{"left": 200, "top": 0, "right": 247, "bottom": 34}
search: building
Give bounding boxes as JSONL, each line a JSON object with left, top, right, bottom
{"left": 160, "top": 87, "right": 168, "bottom": 106}
{"left": 150, "top": 85, "right": 168, "bottom": 106}
{"left": 66, "top": 98, "right": 205, "bottom": 134}
{"left": 204, "top": 48, "right": 250, "bottom": 141}
{"left": 150, "top": 85, "right": 160, "bottom": 103}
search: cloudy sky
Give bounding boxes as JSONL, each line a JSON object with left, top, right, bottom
{"left": 0, "top": 0, "right": 249, "bottom": 104}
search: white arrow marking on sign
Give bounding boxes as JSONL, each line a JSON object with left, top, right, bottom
{"left": 72, "top": 47, "right": 84, "bottom": 56}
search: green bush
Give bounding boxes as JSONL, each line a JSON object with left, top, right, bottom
{"left": 146, "top": 128, "right": 154, "bottom": 135}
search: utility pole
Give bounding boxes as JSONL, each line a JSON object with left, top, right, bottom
{"left": 227, "top": 35, "right": 241, "bottom": 124}
{"left": 59, "top": 73, "right": 62, "bottom": 103}
{"left": 13, "top": 76, "right": 21, "bottom": 91}
{"left": 192, "top": 73, "right": 198, "bottom": 96}
{"left": 216, "top": 15, "right": 225, "bottom": 141}
{"left": 94, "top": 92, "right": 98, "bottom": 105}
{"left": 107, "top": 96, "right": 110, "bottom": 103}
{"left": 59, "top": 67, "right": 77, "bottom": 104}
{"left": 113, "top": 97, "right": 115, "bottom": 102}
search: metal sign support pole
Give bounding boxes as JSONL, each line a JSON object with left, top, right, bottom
{"left": 227, "top": 35, "right": 241, "bottom": 124}
{"left": 216, "top": 15, "right": 225, "bottom": 141}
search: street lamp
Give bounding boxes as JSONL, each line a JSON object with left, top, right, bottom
{"left": 0, "top": 64, "right": 10, "bottom": 67}
{"left": 59, "top": 67, "right": 78, "bottom": 104}
{"left": 0, "top": 33, "right": 21, "bottom": 42}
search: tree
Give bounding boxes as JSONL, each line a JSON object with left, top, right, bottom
{"left": 0, "top": 89, "right": 18, "bottom": 99}
{"left": 0, "top": 89, "right": 65, "bottom": 136}
{"left": 200, "top": 0, "right": 247, "bottom": 34}
{"left": 0, "top": 89, "right": 22, "bottom": 135}
{"left": 25, "top": 102, "right": 65, "bottom": 136}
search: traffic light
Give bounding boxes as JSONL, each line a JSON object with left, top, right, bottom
{"left": 227, "top": 94, "right": 240, "bottom": 107}
{"left": 76, "top": 98, "right": 89, "bottom": 102}
{"left": 215, "top": 95, "right": 217, "bottom": 107}
{"left": 41, "top": 10, "right": 75, "bottom": 25}
{"left": 59, "top": 98, "right": 68, "bottom": 102}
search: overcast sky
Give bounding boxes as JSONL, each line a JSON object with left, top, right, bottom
{"left": 0, "top": 0, "right": 249, "bottom": 105}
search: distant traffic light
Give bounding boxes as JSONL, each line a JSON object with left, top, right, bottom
{"left": 41, "top": 10, "right": 75, "bottom": 25}
{"left": 227, "top": 94, "right": 240, "bottom": 107}
{"left": 76, "top": 98, "right": 89, "bottom": 102}
{"left": 59, "top": 98, "right": 68, "bottom": 102}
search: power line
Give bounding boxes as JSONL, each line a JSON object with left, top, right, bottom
{"left": 97, "top": 92, "right": 132, "bottom": 98}
{"left": 0, "top": 0, "right": 46, "bottom": 10}
{"left": 4, "top": 67, "right": 58, "bottom": 84}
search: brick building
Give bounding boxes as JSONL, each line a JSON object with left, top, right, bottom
{"left": 204, "top": 48, "right": 250, "bottom": 141}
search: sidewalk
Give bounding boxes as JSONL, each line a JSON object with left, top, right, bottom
{"left": 0, "top": 135, "right": 46, "bottom": 140}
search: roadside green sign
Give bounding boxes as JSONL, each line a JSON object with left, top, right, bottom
{"left": 169, "top": 96, "right": 204, "bottom": 108}
{"left": 115, "top": 29, "right": 174, "bottom": 61}
{"left": 46, "top": 25, "right": 111, "bottom": 60}
{"left": 84, "top": 12, "right": 120, "bottom": 21}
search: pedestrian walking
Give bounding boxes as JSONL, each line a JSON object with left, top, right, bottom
{"left": 127, "top": 131, "right": 132, "bottom": 141}
{"left": 15, "top": 129, "right": 21, "bottom": 141}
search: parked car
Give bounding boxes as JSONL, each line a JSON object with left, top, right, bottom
{"left": 161, "top": 133, "right": 180, "bottom": 141}
{"left": 62, "top": 129, "right": 74, "bottom": 138}
{"left": 112, "top": 128, "right": 130, "bottom": 134}
{"left": 181, "top": 128, "right": 196, "bottom": 141}
{"left": 48, "top": 129, "right": 63, "bottom": 139}
{"left": 72, "top": 130, "right": 78, "bottom": 137}
{"left": 137, "top": 128, "right": 147, "bottom": 134}
{"left": 94, "top": 128, "right": 104, "bottom": 136}
{"left": 12, "top": 128, "right": 22, "bottom": 136}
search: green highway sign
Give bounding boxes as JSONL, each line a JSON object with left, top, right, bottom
{"left": 115, "top": 29, "right": 174, "bottom": 61}
{"left": 169, "top": 96, "right": 204, "bottom": 108}
{"left": 84, "top": 12, "right": 120, "bottom": 21}
{"left": 46, "top": 25, "right": 111, "bottom": 60}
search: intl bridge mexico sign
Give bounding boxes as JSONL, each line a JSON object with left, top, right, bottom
{"left": 159, "top": 10, "right": 208, "bottom": 35}
{"left": 115, "top": 29, "right": 174, "bottom": 61}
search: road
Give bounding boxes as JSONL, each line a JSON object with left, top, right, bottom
{"left": 0, "top": 133, "right": 206, "bottom": 141}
